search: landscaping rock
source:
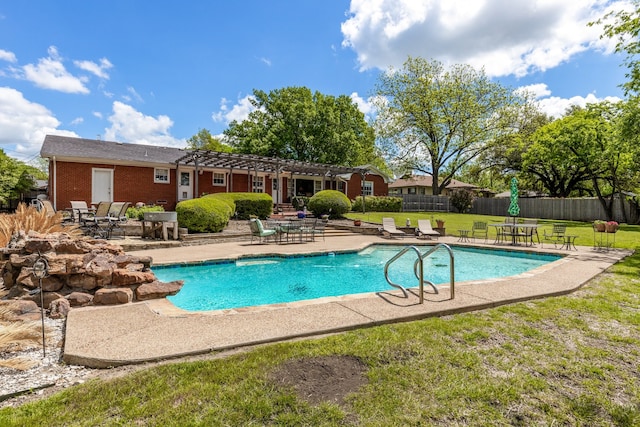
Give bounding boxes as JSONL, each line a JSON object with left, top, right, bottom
{"left": 136, "top": 280, "right": 184, "bottom": 300}
{"left": 66, "top": 292, "right": 93, "bottom": 307}
{"left": 94, "top": 288, "right": 133, "bottom": 305}
{"left": 49, "top": 298, "right": 71, "bottom": 319}
{"left": 112, "top": 269, "right": 156, "bottom": 286}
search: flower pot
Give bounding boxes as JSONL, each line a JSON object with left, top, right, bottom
{"left": 436, "top": 221, "right": 445, "bottom": 228}
{"left": 353, "top": 220, "right": 361, "bottom": 226}
{"left": 605, "top": 224, "right": 618, "bottom": 233}
{"left": 594, "top": 223, "right": 606, "bottom": 232}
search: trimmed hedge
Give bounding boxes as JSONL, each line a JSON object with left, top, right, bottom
{"left": 176, "top": 197, "right": 232, "bottom": 233}
{"left": 351, "top": 196, "right": 402, "bottom": 212}
{"left": 307, "top": 190, "right": 351, "bottom": 218}
{"left": 206, "top": 192, "right": 273, "bottom": 220}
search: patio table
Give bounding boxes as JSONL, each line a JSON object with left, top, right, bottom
{"left": 489, "top": 223, "right": 538, "bottom": 246}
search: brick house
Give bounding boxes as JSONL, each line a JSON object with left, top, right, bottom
{"left": 40, "top": 135, "right": 391, "bottom": 211}
{"left": 388, "top": 175, "right": 476, "bottom": 196}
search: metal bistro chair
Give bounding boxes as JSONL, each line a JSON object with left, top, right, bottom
{"left": 106, "top": 202, "right": 131, "bottom": 239}
{"left": 471, "top": 221, "right": 488, "bottom": 243}
{"left": 542, "top": 223, "right": 566, "bottom": 248}
{"left": 80, "top": 201, "right": 112, "bottom": 238}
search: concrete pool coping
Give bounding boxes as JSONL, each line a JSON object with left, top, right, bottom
{"left": 63, "top": 234, "right": 631, "bottom": 368}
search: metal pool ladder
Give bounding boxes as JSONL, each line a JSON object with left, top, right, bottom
{"left": 383, "top": 244, "right": 455, "bottom": 303}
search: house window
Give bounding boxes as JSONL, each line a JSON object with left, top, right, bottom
{"left": 314, "top": 180, "right": 322, "bottom": 194}
{"left": 213, "top": 172, "right": 225, "bottom": 186}
{"left": 362, "top": 181, "right": 373, "bottom": 196}
{"left": 154, "top": 168, "right": 169, "bottom": 183}
{"left": 407, "top": 187, "right": 417, "bottom": 195}
{"left": 252, "top": 176, "right": 264, "bottom": 193}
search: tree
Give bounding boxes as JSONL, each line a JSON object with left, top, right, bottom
{"left": 187, "top": 129, "right": 233, "bottom": 153}
{"left": 597, "top": 0, "right": 640, "bottom": 96}
{"left": 0, "top": 150, "right": 43, "bottom": 204}
{"left": 223, "top": 86, "right": 384, "bottom": 167}
{"left": 374, "top": 57, "right": 528, "bottom": 195}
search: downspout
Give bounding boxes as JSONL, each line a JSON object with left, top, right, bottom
{"left": 52, "top": 156, "right": 57, "bottom": 210}
{"left": 175, "top": 161, "right": 180, "bottom": 207}
{"left": 194, "top": 155, "right": 199, "bottom": 199}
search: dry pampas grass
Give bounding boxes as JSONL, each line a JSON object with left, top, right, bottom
{"left": 0, "top": 202, "right": 82, "bottom": 247}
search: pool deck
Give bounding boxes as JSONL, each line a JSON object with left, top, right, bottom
{"left": 63, "top": 234, "right": 631, "bottom": 368}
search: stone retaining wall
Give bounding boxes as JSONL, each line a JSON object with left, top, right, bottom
{"left": 0, "top": 231, "right": 183, "bottom": 318}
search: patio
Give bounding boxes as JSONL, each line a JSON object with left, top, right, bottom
{"left": 62, "top": 233, "right": 630, "bottom": 368}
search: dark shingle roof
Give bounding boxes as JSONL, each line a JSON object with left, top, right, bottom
{"left": 40, "top": 135, "right": 183, "bottom": 165}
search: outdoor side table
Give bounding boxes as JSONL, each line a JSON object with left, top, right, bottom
{"left": 458, "top": 229, "right": 471, "bottom": 243}
{"left": 560, "top": 235, "right": 578, "bottom": 250}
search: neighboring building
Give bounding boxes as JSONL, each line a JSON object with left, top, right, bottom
{"left": 40, "top": 135, "right": 391, "bottom": 211}
{"left": 388, "top": 175, "right": 477, "bottom": 196}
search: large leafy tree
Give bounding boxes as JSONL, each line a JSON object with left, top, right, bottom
{"left": 187, "top": 128, "right": 233, "bottom": 153}
{"left": 223, "top": 86, "right": 382, "bottom": 167}
{"left": 0, "top": 150, "right": 44, "bottom": 204}
{"left": 374, "top": 57, "right": 528, "bottom": 195}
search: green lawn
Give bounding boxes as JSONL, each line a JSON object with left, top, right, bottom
{"left": 1, "top": 214, "right": 639, "bottom": 426}
{"left": 346, "top": 211, "right": 640, "bottom": 249}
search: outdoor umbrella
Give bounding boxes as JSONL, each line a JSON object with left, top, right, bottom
{"left": 508, "top": 177, "right": 520, "bottom": 220}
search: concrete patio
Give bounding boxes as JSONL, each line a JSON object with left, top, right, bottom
{"left": 63, "top": 234, "right": 631, "bottom": 368}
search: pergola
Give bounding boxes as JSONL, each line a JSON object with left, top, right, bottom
{"left": 174, "top": 150, "right": 371, "bottom": 209}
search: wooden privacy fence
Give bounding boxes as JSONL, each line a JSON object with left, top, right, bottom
{"left": 399, "top": 194, "right": 636, "bottom": 223}
{"left": 471, "top": 196, "right": 633, "bottom": 223}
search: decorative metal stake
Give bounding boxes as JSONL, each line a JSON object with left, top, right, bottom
{"left": 32, "top": 253, "right": 49, "bottom": 358}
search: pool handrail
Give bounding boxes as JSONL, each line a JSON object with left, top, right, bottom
{"left": 384, "top": 243, "right": 455, "bottom": 304}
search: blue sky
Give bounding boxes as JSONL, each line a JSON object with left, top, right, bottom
{"left": 0, "top": 0, "right": 631, "bottom": 163}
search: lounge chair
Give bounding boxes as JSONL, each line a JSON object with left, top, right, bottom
{"left": 105, "top": 202, "right": 131, "bottom": 238}
{"left": 381, "top": 217, "right": 406, "bottom": 238}
{"left": 249, "top": 218, "right": 277, "bottom": 243}
{"left": 80, "top": 201, "right": 112, "bottom": 237}
{"left": 69, "top": 201, "right": 91, "bottom": 223}
{"left": 417, "top": 219, "right": 440, "bottom": 240}
{"left": 471, "top": 221, "right": 488, "bottom": 242}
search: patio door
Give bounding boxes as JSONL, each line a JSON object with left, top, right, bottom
{"left": 272, "top": 177, "right": 280, "bottom": 205}
{"left": 92, "top": 168, "right": 113, "bottom": 204}
{"left": 179, "top": 171, "right": 193, "bottom": 200}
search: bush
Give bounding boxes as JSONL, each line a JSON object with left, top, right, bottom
{"left": 176, "top": 197, "right": 232, "bottom": 233}
{"left": 291, "top": 196, "right": 309, "bottom": 211}
{"left": 206, "top": 192, "right": 273, "bottom": 219}
{"left": 450, "top": 189, "right": 475, "bottom": 213}
{"left": 307, "top": 190, "right": 351, "bottom": 218}
{"left": 351, "top": 196, "right": 402, "bottom": 212}
{"left": 126, "top": 205, "right": 165, "bottom": 220}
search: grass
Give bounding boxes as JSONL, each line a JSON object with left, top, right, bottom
{"left": 346, "top": 211, "right": 640, "bottom": 250}
{"left": 0, "top": 213, "right": 638, "bottom": 425}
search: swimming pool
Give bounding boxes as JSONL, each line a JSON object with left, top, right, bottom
{"left": 153, "top": 245, "right": 561, "bottom": 312}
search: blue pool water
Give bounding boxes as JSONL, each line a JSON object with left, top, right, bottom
{"left": 153, "top": 245, "right": 560, "bottom": 312}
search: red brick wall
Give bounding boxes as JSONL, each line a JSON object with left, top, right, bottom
{"left": 346, "top": 174, "right": 388, "bottom": 199}
{"left": 51, "top": 161, "right": 177, "bottom": 210}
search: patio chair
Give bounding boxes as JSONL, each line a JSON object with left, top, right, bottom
{"left": 69, "top": 201, "right": 91, "bottom": 223}
{"left": 521, "top": 219, "right": 540, "bottom": 246}
{"left": 249, "top": 218, "right": 277, "bottom": 244}
{"left": 417, "top": 219, "right": 440, "bottom": 240}
{"left": 471, "top": 221, "right": 488, "bottom": 242}
{"left": 36, "top": 199, "right": 73, "bottom": 223}
{"left": 542, "top": 223, "right": 566, "bottom": 248}
{"left": 105, "top": 202, "right": 131, "bottom": 239}
{"left": 80, "top": 201, "right": 112, "bottom": 238}
{"left": 282, "top": 219, "right": 304, "bottom": 243}
{"left": 381, "top": 217, "right": 406, "bottom": 238}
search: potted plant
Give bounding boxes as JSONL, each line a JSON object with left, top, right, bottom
{"left": 593, "top": 220, "right": 606, "bottom": 232}
{"left": 436, "top": 219, "right": 445, "bottom": 228}
{"left": 353, "top": 219, "right": 362, "bottom": 226}
{"left": 605, "top": 220, "right": 619, "bottom": 233}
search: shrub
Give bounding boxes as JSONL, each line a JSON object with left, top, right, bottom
{"left": 307, "top": 190, "right": 351, "bottom": 218}
{"left": 450, "top": 189, "right": 475, "bottom": 213}
{"left": 126, "top": 205, "right": 165, "bottom": 220}
{"left": 206, "top": 192, "right": 273, "bottom": 219}
{"left": 176, "top": 197, "right": 232, "bottom": 233}
{"left": 351, "top": 196, "right": 402, "bottom": 212}
{"left": 291, "top": 196, "right": 309, "bottom": 211}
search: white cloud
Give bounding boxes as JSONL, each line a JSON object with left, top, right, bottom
{"left": 70, "top": 117, "right": 84, "bottom": 125}
{"left": 519, "top": 83, "right": 622, "bottom": 118}
{"left": 0, "top": 87, "right": 78, "bottom": 160}
{"left": 104, "top": 101, "right": 185, "bottom": 148}
{"left": 92, "top": 111, "right": 103, "bottom": 119}
{"left": 349, "top": 92, "right": 377, "bottom": 117}
{"left": 259, "top": 57, "right": 272, "bottom": 66}
{"left": 341, "top": 0, "right": 627, "bottom": 78}
{"left": 74, "top": 57, "right": 113, "bottom": 79}
{"left": 212, "top": 95, "right": 257, "bottom": 124}
{"left": 0, "top": 49, "right": 17, "bottom": 63}
{"left": 22, "top": 46, "right": 89, "bottom": 94}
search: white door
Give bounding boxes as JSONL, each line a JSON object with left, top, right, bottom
{"left": 272, "top": 177, "right": 280, "bottom": 205}
{"left": 179, "top": 171, "right": 193, "bottom": 200}
{"left": 92, "top": 168, "right": 113, "bottom": 204}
